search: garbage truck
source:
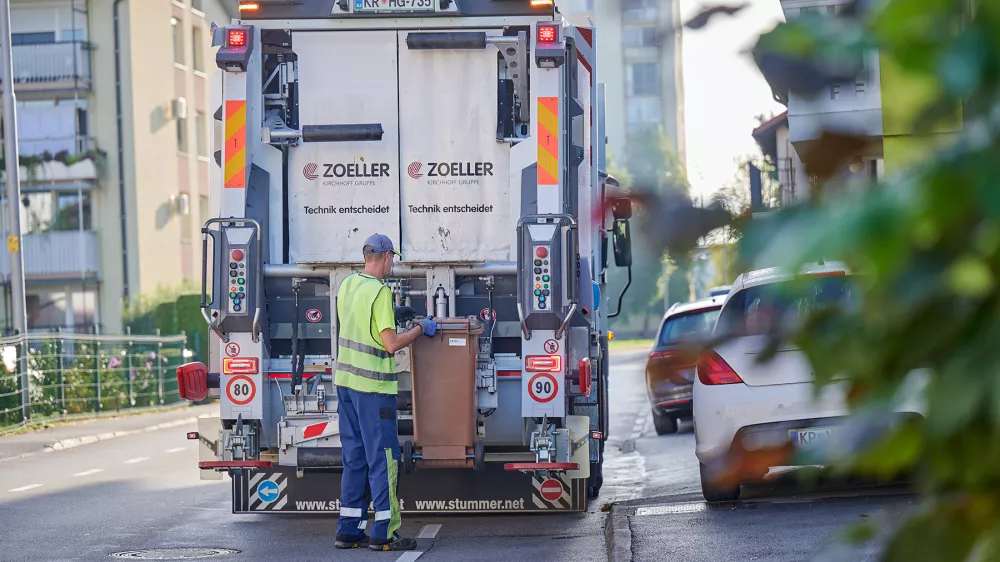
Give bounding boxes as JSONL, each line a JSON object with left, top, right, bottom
{"left": 175, "top": 0, "right": 636, "bottom": 514}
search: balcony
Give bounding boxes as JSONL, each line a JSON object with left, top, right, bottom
{"left": 0, "top": 231, "right": 99, "bottom": 281}
{"left": 1, "top": 138, "right": 103, "bottom": 189}
{"left": 6, "top": 41, "right": 91, "bottom": 94}
{"left": 786, "top": 51, "right": 883, "bottom": 144}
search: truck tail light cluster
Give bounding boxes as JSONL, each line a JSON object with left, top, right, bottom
{"left": 223, "top": 357, "right": 259, "bottom": 375}
{"left": 525, "top": 355, "right": 562, "bottom": 373}
{"left": 228, "top": 29, "right": 248, "bottom": 48}
{"left": 177, "top": 362, "right": 209, "bottom": 401}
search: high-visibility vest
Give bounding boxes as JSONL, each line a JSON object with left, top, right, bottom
{"left": 334, "top": 273, "right": 397, "bottom": 395}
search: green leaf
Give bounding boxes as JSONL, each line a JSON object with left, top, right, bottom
{"left": 947, "top": 255, "right": 995, "bottom": 297}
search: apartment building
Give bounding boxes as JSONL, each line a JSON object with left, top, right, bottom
{"left": 759, "top": 0, "right": 962, "bottom": 200}
{"left": 561, "top": 0, "right": 686, "bottom": 167}
{"left": 0, "top": 0, "right": 237, "bottom": 335}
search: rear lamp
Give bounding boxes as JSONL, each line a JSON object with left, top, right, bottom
{"left": 176, "top": 362, "right": 209, "bottom": 401}
{"left": 696, "top": 350, "right": 743, "bottom": 385}
{"left": 238, "top": 1, "right": 260, "bottom": 11}
{"left": 228, "top": 29, "right": 247, "bottom": 48}
{"left": 526, "top": 355, "right": 562, "bottom": 373}
{"left": 537, "top": 24, "right": 558, "bottom": 44}
{"left": 531, "top": 0, "right": 554, "bottom": 5}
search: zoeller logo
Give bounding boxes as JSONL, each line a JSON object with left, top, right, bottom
{"left": 408, "top": 161, "right": 494, "bottom": 178}
{"left": 302, "top": 159, "right": 391, "bottom": 181}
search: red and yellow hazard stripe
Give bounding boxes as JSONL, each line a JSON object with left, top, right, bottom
{"left": 224, "top": 100, "right": 247, "bottom": 189}
{"left": 537, "top": 97, "right": 559, "bottom": 186}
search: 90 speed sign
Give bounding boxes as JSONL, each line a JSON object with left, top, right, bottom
{"left": 528, "top": 373, "right": 558, "bottom": 403}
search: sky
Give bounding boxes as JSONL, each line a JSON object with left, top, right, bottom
{"left": 677, "top": 0, "right": 787, "bottom": 202}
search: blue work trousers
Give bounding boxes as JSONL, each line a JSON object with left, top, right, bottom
{"left": 336, "top": 385, "right": 402, "bottom": 541}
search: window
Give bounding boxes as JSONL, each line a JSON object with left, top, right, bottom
{"left": 657, "top": 308, "right": 721, "bottom": 346}
{"left": 172, "top": 17, "right": 185, "bottom": 65}
{"left": 626, "top": 97, "right": 662, "bottom": 125}
{"left": 624, "top": 26, "right": 658, "bottom": 48}
{"left": 60, "top": 29, "right": 85, "bottom": 42}
{"left": 192, "top": 25, "right": 204, "bottom": 71}
{"left": 629, "top": 62, "right": 660, "bottom": 96}
{"left": 177, "top": 115, "right": 188, "bottom": 153}
{"left": 715, "top": 275, "right": 857, "bottom": 338}
{"left": 622, "top": 0, "right": 657, "bottom": 22}
{"left": 11, "top": 32, "right": 55, "bottom": 45}
{"left": 180, "top": 192, "right": 192, "bottom": 239}
{"left": 26, "top": 289, "right": 98, "bottom": 331}
{"left": 20, "top": 191, "right": 92, "bottom": 233}
{"left": 192, "top": 0, "right": 204, "bottom": 11}
{"left": 195, "top": 111, "right": 207, "bottom": 156}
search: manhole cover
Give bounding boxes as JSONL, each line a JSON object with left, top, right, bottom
{"left": 110, "top": 548, "right": 240, "bottom": 560}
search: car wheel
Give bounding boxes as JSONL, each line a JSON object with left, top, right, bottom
{"left": 699, "top": 462, "right": 740, "bottom": 502}
{"left": 652, "top": 410, "right": 678, "bottom": 435}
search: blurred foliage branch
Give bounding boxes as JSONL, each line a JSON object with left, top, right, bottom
{"left": 698, "top": 0, "right": 1000, "bottom": 558}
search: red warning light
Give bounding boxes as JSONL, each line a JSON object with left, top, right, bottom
{"left": 537, "top": 25, "right": 558, "bottom": 44}
{"left": 228, "top": 29, "right": 247, "bottom": 48}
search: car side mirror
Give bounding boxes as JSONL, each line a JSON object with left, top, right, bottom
{"left": 612, "top": 219, "right": 632, "bottom": 267}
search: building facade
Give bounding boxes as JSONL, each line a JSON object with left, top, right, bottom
{"left": 760, "top": 0, "right": 961, "bottom": 198}
{"left": 0, "top": 0, "right": 236, "bottom": 334}
{"left": 561, "top": 0, "right": 686, "bottom": 167}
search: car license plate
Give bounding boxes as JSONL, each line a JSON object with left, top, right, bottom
{"left": 789, "top": 427, "right": 836, "bottom": 448}
{"left": 354, "top": 0, "right": 435, "bottom": 12}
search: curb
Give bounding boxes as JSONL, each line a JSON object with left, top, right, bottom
{"left": 604, "top": 502, "right": 633, "bottom": 562}
{"left": 43, "top": 413, "right": 218, "bottom": 453}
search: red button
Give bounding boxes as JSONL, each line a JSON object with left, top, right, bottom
{"left": 535, "top": 247, "right": 548, "bottom": 258}
{"left": 232, "top": 249, "right": 244, "bottom": 261}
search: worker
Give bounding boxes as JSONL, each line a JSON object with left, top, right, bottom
{"left": 334, "top": 233, "right": 437, "bottom": 552}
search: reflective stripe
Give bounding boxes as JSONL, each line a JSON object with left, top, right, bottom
{"left": 358, "top": 520, "right": 368, "bottom": 530}
{"left": 339, "top": 336, "right": 392, "bottom": 359}
{"left": 374, "top": 510, "right": 392, "bottom": 521}
{"left": 341, "top": 507, "right": 364, "bottom": 517}
{"left": 337, "top": 362, "right": 397, "bottom": 382}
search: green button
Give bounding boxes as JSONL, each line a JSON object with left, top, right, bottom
{"left": 544, "top": 284, "right": 549, "bottom": 289}
{"left": 534, "top": 289, "right": 541, "bottom": 296}
{"left": 230, "top": 292, "right": 237, "bottom": 298}
{"left": 238, "top": 278, "right": 245, "bottom": 285}
{"left": 542, "top": 275, "right": 550, "bottom": 282}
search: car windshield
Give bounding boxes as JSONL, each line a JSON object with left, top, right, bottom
{"left": 719, "top": 275, "right": 858, "bottom": 337}
{"left": 657, "top": 308, "right": 721, "bottom": 345}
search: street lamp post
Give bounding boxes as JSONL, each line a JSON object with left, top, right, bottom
{"left": 0, "top": 0, "right": 31, "bottom": 421}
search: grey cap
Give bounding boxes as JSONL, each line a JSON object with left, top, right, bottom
{"left": 363, "top": 233, "right": 401, "bottom": 257}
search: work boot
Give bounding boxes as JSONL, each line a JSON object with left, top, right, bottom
{"left": 334, "top": 534, "right": 370, "bottom": 549}
{"left": 368, "top": 533, "right": 417, "bottom": 551}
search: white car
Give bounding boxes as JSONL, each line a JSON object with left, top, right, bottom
{"left": 693, "top": 262, "right": 926, "bottom": 502}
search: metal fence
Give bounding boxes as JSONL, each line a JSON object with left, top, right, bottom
{"left": 0, "top": 330, "right": 192, "bottom": 432}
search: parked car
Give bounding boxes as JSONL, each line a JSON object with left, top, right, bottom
{"left": 646, "top": 296, "right": 725, "bottom": 435}
{"left": 693, "top": 262, "right": 926, "bottom": 502}
{"left": 707, "top": 285, "right": 731, "bottom": 297}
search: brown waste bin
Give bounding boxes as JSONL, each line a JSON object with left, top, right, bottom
{"left": 406, "top": 316, "right": 484, "bottom": 471}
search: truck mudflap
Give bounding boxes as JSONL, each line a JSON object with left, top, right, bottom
{"left": 232, "top": 464, "right": 586, "bottom": 514}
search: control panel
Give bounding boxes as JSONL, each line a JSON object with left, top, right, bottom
{"left": 227, "top": 247, "right": 249, "bottom": 315}
{"left": 531, "top": 245, "right": 552, "bottom": 311}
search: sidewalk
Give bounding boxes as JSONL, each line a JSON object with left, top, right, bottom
{"left": 0, "top": 403, "right": 217, "bottom": 462}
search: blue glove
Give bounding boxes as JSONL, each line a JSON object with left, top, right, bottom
{"left": 418, "top": 317, "right": 437, "bottom": 337}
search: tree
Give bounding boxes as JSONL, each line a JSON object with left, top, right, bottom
{"left": 698, "top": 0, "right": 1000, "bottom": 559}
{"left": 606, "top": 125, "right": 691, "bottom": 334}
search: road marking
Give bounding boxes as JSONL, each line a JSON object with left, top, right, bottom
{"left": 417, "top": 524, "right": 441, "bottom": 539}
{"left": 165, "top": 447, "right": 187, "bottom": 454}
{"left": 72, "top": 469, "right": 104, "bottom": 477}
{"left": 8, "top": 484, "right": 42, "bottom": 492}
{"left": 396, "top": 553, "right": 423, "bottom": 562}
{"left": 634, "top": 502, "right": 708, "bottom": 516}
{"left": 123, "top": 457, "right": 149, "bottom": 464}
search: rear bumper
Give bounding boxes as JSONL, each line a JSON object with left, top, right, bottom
{"left": 652, "top": 397, "right": 692, "bottom": 418}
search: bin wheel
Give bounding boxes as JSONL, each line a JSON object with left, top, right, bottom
{"left": 474, "top": 439, "right": 485, "bottom": 471}
{"left": 403, "top": 440, "right": 415, "bottom": 474}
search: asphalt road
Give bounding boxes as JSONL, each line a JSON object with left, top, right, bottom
{"left": 0, "top": 348, "right": 915, "bottom": 562}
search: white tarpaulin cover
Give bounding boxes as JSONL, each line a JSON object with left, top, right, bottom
{"left": 397, "top": 30, "right": 512, "bottom": 263}
{"left": 287, "top": 31, "right": 402, "bottom": 264}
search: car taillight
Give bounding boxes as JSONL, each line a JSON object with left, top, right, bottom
{"left": 697, "top": 350, "right": 743, "bottom": 385}
{"left": 526, "top": 355, "right": 561, "bottom": 373}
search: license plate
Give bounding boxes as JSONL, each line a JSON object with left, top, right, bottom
{"left": 789, "top": 427, "right": 836, "bottom": 447}
{"left": 354, "top": 0, "right": 435, "bottom": 12}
